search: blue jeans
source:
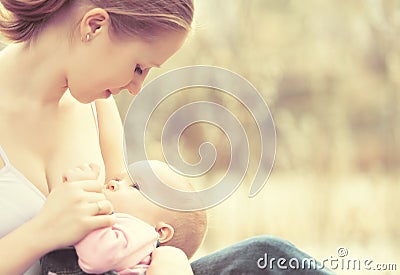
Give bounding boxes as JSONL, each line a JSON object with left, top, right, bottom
{"left": 191, "top": 236, "right": 335, "bottom": 274}
{"left": 40, "top": 235, "right": 335, "bottom": 274}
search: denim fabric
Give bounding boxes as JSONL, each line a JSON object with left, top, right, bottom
{"left": 40, "top": 247, "right": 119, "bottom": 275}
{"left": 41, "top": 235, "right": 335, "bottom": 275}
{"left": 191, "top": 236, "right": 336, "bottom": 275}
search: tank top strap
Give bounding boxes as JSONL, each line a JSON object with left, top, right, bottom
{"left": 91, "top": 101, "right": 99, "bottom": 136}
{"left": 0, "top": 144, "right": 11, "bottom": 166}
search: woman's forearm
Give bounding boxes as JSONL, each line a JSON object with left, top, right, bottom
{"left": 0, "top": 216, "right": 52, "bottom": 274}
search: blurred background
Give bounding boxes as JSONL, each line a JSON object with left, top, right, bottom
{"left": 2, "top": 0, "right": 398, "bottom": 274}
{"left": 117, "top": 1, "right": 400, "bottom": 274}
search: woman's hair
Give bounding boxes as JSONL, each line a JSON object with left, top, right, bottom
{"left": 0, "top": 0, "right": 194, "bottom": 42}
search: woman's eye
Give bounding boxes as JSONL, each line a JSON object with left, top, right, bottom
{"left": 134, "top": 65, "right": 143, "bottom": 75}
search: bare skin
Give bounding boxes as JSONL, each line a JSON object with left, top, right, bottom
{"left": 0, "top": 3, "right": 189, "bottom": 274}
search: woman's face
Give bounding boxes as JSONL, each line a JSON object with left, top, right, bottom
{"left": 66, "top": 30, "right": 188, "bottom": 103}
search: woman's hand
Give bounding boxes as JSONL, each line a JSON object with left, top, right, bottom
{"left": 34, "top": 163, "right": 115, "bottom": 250}
{"left": 147, "top": 246, "right": 194, "bottom": 275}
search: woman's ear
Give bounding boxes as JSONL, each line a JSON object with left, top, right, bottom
{"left": 155, "top": 222, "right": 174, "bottom": 243}
{"left": 80, "top": 8, "right": 110, "bottom": 41}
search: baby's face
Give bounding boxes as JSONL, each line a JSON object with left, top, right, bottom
{"left": 104, "top": 160, "right": 192, "bottom": 226}
{"left": 103, "top": 167, "right": 174, "bottom": 227}
{"left": 104, "top": 178, "right": 158, "bottom": 226}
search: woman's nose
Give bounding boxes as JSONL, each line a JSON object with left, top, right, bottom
{"left": 124, "top": 68, "right": 150, "bottom": 95}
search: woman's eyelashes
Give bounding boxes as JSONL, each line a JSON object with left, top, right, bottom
{"left": 134, "top": 64, "right": 143, "bottom": 75}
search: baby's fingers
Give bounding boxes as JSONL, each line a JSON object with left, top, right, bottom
{"left": 63, "top": 163, "right": 100, "bottom": 182}
{"left": 89, "top": 163, "right": 100, "bottom": 176}
{"left": 63, "top": 169, "right": 85, "bottom": 182}
{"left": 78, "top": 163, "right": 100, "bottom": 178}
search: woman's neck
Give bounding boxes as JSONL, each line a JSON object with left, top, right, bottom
{"left": 0, "top": 1, "right": 88, "bottom": 109}
{"left": 0, "top": 26, "right": 70, "bottom": 109}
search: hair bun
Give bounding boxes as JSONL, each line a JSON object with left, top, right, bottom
{"left": 1, "top": 0, "right": 68, "bottom": 22}
{"left": 0, "top": 0, "right": 70, "bottom": 41}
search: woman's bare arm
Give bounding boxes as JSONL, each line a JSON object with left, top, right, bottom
{"left": 95, "top": 97, "right": 127, "bottom": 183}
{"left": 0, "top": 97, "right": 122, "bottom": 274}
{"left": 0, "top": 217, "right": 52, "bottom": 274}
{"left": 0, "top": 179, "right": 115, "bottom": 274}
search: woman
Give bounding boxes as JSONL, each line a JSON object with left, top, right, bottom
{"left": 0, "top": 0, "right": 333, "bottom": 274}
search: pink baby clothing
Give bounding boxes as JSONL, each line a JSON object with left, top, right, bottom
{"left": 75, "top": 213, "right": 159, "bottom": 275}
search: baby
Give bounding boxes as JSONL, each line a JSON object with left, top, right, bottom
{"left": 64, "top": 160, "right": 207, "bottom": 275}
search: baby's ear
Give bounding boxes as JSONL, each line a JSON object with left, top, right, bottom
{"left": 155, "top": 222, "right": 174, "bottom": 243}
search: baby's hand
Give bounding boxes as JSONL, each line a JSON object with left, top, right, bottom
{"left": 62, "top": 163, "right": 100, "bottom": 183}
{"left": 147, "top": 246, "right": 193, "bottom": 275}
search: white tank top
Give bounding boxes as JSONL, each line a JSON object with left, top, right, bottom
{"left": 0, "top": 144, "right": 45, "bottom": 275}
{"left": 0, "top": 102, "right": 99, "bottom": 275}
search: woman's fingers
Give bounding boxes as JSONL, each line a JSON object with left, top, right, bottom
{"left": 69, "top": 179, "right": 113, "bottom": 214}
{"left": 75, "top": 180, "right": 103, "bottom": 192}
{"left": 90, "top": 213, "right": 117, "bottom": 229}
{"left": 84, "top": 192, "right": 107, "bottom": 203}
{"left": 91, "top": 200, "right": 114, "bottom": 216}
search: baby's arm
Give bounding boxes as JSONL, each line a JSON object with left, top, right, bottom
{"left": 75, "top": 214, "right": 158, "bottom": 274}
{"left": 74, "top": 224, "right": 128, "bottom": 274}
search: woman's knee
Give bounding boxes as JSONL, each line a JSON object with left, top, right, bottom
{"left": 240, "top": 235, "right": 296, "bottom": 251}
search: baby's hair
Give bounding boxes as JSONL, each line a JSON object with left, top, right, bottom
{"left": 0, "top": 0, "right": 194, "bottom": 42}
{"left": 162, "top": 208, "right": 207, "bottom": 259}
{"left": 127, "top": 159, "right": 208, "bottom": 259}
{"left": 149, "top": 171, "right": 207, "bottom": 259}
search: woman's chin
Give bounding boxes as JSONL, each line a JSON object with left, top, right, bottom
{"left": 68, "top": 88, "right": 114, "bottom": 103}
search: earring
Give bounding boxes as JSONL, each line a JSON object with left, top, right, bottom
{"left": 81, "top": 33, "right": 90, "bottom": 42}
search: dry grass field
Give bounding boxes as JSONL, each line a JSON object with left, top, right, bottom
{"left": 2, "top": 0, "right": 398, "bottom": 274}
{"left": 116, "top": 1, "right": 400, "bottom": 274}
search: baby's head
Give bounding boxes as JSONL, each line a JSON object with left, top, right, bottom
{"left": 104, "top": 160, "right": 207, "bottom": 259}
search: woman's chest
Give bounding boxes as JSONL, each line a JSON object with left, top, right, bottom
{"left": 0, "top": 102, "right": 105, "bottom": 197}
